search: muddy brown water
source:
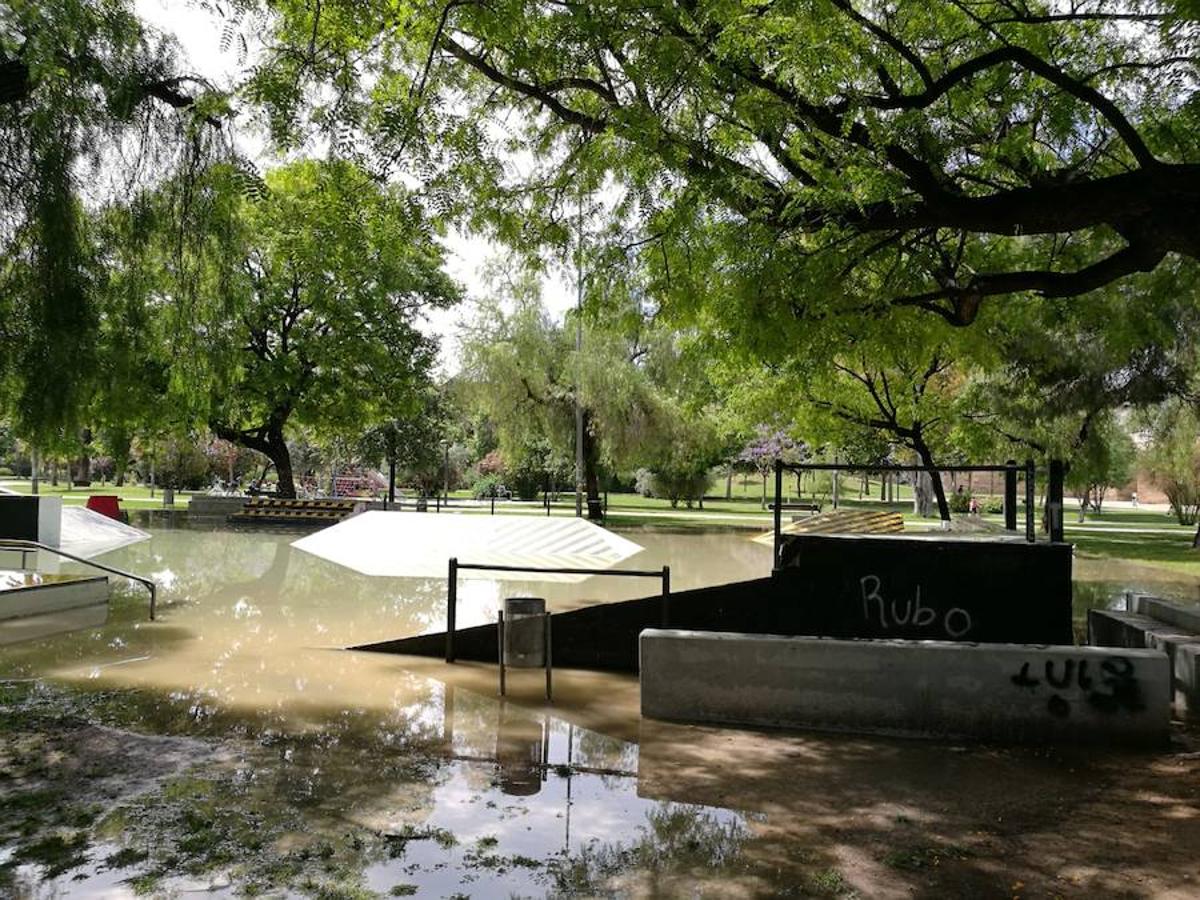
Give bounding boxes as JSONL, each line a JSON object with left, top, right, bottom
{"left": 1, "top": 525, "right": 1197, "bottom": 897}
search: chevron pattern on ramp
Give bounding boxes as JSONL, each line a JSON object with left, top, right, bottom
{"left": 292, "top": 511, "right": 643, "bottom": 580}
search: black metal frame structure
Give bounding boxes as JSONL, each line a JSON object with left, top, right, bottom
{"left": 445, "top": 558, "right": 670, "bottom": 662}
{"left": 772, "top": 458, "right": 1039, "bottom": 568}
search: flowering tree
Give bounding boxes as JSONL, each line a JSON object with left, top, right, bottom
{"left": 737, "top": 425, "right": 807, "bottom": 509}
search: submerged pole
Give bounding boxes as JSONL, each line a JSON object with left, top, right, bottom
{"left": 446, "top": 557, "right": 458, "bottom": 662}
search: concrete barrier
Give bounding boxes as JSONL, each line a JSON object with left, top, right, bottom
{"left": 1090, "top": 602, "right": 1200, "bottom": 713}
{"left": 640, "top": 630, "right": 1170, "bottom": 745}
{"left": 186, "top": 496, "right": 248, "bottom": 520}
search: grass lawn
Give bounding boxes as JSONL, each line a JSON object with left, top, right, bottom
{"left": 0, "top": 479, "right": 200, "bottom": 510}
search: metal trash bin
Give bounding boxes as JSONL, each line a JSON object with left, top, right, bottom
{"left": 503, "top": 597, "right": 546, "bottom": 668}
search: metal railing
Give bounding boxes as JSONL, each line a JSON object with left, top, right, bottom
{"left": 445, "top": 557, "right": 670, "bottom": 662}
{"left": 0, "top": 539, "right": 158, "bottom": 620}
{"left": 773, "top": 459, "right": 1042, "bottom": 568}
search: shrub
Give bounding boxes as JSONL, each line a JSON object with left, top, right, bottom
{"left": 471, "top": 475, "right": 500, "bottom": 499}
{"left": 948, "top": 490, "right": 973, "bottom": 514}
{"left": 634, "top": 468, "right": 656, "bottom": 497}
{"left": 650, "top": 468, "right": 712, "bottom": 509}
{"left": 477, "top": 450, "right": 506, "bottom": 477}
{"left": 0, "top": 466, "right": 13, "bottom": 477}
{"left": 985, "top": 498, "right": 1004, "bottom": 515}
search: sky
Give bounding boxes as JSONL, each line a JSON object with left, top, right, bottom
{"left": 133, "top": 0, "right": 577, "bottom": 374}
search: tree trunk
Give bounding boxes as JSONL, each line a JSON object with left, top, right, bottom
{"left": 912, "top": 436, "right": 950, "bottom": 522}
{"left": 50, "top": 458, "right": 58, "bottom": 486}
{"left": 211, "top": 419, "right": 297, "bottom": 499}
{"left": 582, "top": 412, "right": 603, "bottom": 520}
{"left": 880, "top": 473, "right": 886, "bottom": 501}
{"left": 726, "top": 465, "right": 733, "bottom": 500}
{"left": 760, "top": 472, "right": 767, "bottom": 509}
{"left": 30, "top": 447, "right": 39, "bottom": 495}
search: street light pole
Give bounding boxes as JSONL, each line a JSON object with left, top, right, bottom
{"left": 442, "top": 441, "right": 450, "bottom": 504}
{"left": 574, "top": 194, "right": 585, "bottom": 519}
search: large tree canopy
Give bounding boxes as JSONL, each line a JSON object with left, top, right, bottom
{"left": 0, "top": 0, "right": 233, "bottom": 439}
{"left": 197, "top": 159, "right": 460, "bottom": 497}
{"left": 248, "top": 0, "right": 1200, "bottom": 330}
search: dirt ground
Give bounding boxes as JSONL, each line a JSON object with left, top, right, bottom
{"left": 3, "top": 664, "right": 1199, "bottom": 898}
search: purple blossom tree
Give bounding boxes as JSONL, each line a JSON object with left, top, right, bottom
{"left": 737, "top": 425, "right": 807, "bottom": 509}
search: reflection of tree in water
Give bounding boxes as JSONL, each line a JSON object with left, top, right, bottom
{"left": 545, "top": 803, "right": 751, "bottom": 894}
{"left": 0, "top": 680, "right": 455, "bottom": 898}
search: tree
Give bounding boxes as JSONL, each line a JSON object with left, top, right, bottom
{"left": 1064, "top": 412, "right": 1136, "bottom": 520}
{"left": 0, "top": 0, "right": 232, "bottom": 436}
{"left": 194, "top": 159, "right": 459, "bottom": 497}
{"left": 358, "top": 388, "right": 445, "bottom": 503}
{"left": 1142, "top": 401, "right": 1200, "bottom": 535}
{"left": 737, "top": 425, "right": 805, "bottom": 510}
{"left": 255, "top": 1, "right": 1200, "bottom": 332}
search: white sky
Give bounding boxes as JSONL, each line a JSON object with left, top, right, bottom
{"left": 134, "top": 0, "right": 576, "bottom": 374}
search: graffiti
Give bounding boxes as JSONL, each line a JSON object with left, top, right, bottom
{"left": 859, "top": 575, "right": 974, "bottom": 639}
{"left": 1009, "top": 655, "right": 1144, "bottom": 717}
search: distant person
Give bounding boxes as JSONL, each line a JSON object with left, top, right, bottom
{"left": 968, "top": 497, "right": 979, "bottom": 516}
{"left": 1131, "top": 491, "right": 1139, "bottom": 508}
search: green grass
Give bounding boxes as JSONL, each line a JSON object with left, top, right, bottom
{"left": 1070, "top": 528, "right": 1200, "bottom": 574}
{"left": 0, "top": 478, "right": 199, "bottom": 510}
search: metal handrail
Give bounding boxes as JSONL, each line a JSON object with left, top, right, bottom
{"left": 0, "top": 539, "right": 158, "bottom": 620}
{"left": 445, "top": 557, "right": 670, "bottom": 662}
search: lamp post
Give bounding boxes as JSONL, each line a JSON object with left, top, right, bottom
{"left": 441, "top": 440, "right": 450, "bottom": 504}
{"left": 574, "top": 195, "right": 585, "bottom": 519}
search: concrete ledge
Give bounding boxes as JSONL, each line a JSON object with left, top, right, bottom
{"left": 1092, "top": 604, "right": 1200, "bottom": 711}
{"left": 0, "top": 575, "right": 108, "bottom": 621}
{"left": 640, "top": 630, "right": 1170, "bottom": 746}
{"left": 1135, "top": 596, "right": 1200, "bottom": 634}
{"left": 187, "top": 496, "right": 249, "bottom": 518}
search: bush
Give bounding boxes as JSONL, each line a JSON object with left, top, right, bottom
{"left": 0, "top": 466, "right": 13, "bottom": 477}
{"left": 471, "top": 475, "right": 500, "bottom": 499}
{"left": 948, "top": 490, "right": 973, "bottom": 514}
{"left": 985, "top": 498, "right": 1004, "bottom": 515}
{"left": 650, "top": 468, "right": 712, "bottom": 508}
{"left": 477, "top": 450, "right": 506, "bottom": 477}
{"left": 634, "top": 468, "right": 656, "bottom": 497}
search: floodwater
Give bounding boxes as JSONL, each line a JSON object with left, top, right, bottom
{"left": 1, "top": 524, "right": 1198, "bottom": 897}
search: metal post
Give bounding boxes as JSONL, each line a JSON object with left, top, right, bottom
{"left": 491, "top": 493, "right": 495, "bottom": 515}
{"left": 436, "top": 494, "right": 441, "bottom": 513}
{"left": 150, "top": 584, "right": 156, "bottom": 621}
{"left": 497, "top": 609, "right": 506, "bottom": 695}
{"left": 1024, "top": 458, "right": 1036, "bottom": 543}
{"left": 1004, "top": 460, "right": 1018, "bottom": 531}
{"left": 1048, "top": 458, "right": 1065, "bottom": 542}
{"left": 442, "top": 442, "right": 450, "bottom": 505}
{"left": 544, "top": 612, "right": 552, "bottom": 701}
{"left": 574, "top": 195, "right": 585, "bottom": 520}
{"left": 446, "top": 557, "right": 458, "bottom": 662}
{"left": 772, "top": 459, "right": 784, "bottom": 569}
{"left": 661, "top": 565, "right": 671, "bottom": 627}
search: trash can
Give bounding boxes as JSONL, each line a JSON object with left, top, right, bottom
{"left": 503, "top": 597, "right": 546, "bottom": 668}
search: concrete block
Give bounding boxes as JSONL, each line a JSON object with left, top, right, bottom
{"left": 1088, "top": 608, "right": 1154, "bottom": 648}
{"left": 1091, "top": 606, "right": 1200, "bottom": 713}
{"left": 1135, "top": 596, "right": 1200, "bottom": 634}
{"left": 640, "top": 630, "right": 1170, "bottom": 746}
{"left": 0, "top": 574, "right": 108, "bottom": 621}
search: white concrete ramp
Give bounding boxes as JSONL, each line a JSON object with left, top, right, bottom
{"left": 292, "top": 511, "right": 643, "bottom": 580}
{"left": 59, "top": 506, "right": 151, "bottom": 559}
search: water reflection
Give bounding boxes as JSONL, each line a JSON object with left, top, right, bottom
{"left": 4, "top": 526, "right": 1200, "bottom": 896}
